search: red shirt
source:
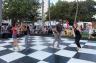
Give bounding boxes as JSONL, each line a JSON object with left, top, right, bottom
{"left": 12, "top": 27, "right": 17, "bottom": 35}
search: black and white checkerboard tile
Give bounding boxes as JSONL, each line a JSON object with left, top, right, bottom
{"left": 0, "top": 36, "right": 96, "bottom": 63}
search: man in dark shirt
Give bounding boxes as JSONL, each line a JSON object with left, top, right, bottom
{"left": 56, "top": 22, "right": 62, "bottom": 34}
{"left": 53, "top": 20, "right": 63, "bottom": 48}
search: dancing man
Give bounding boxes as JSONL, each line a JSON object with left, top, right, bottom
{"left": 52, "top": 21, "right": 63, "bottom": 48}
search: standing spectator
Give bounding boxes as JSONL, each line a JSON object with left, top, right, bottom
{"left": 27, "top": 25, "right": 30, "bottom": 35}
{"left": 11, "top": 24, "right": 20, "bottom": 51}
{"left": 88, "top": 24, "right": 94, "bottom": 39}
{"left": 25, "top": 24, "right": 30, "bottom": 49}
{"left": 29, "top": 24, "right": 33, "bottom": 34}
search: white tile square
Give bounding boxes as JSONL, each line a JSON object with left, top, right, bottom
{"left": 80, "top": 40, "right": 88, "bottom": 43}
{"left": 0, "top": 47, "right": 7, "bottom": 51}
{"left": 37, "top": 61, "right": 49, "bottom": 63}
{"left": 0, "top": 40, "right": 2, "bottom": 42}
{"left": 55, "top": 50, "right": 76, "bottom": 58}
{"left": 19, "top": 39, "right": 25, "bottom": 43}
{"left": 61, "top": 38, "right": 69, "bottom": 41}
{"left": 32, "top": 42, "right": 44, "bottom": 45}
{"left": 44, "top": 37, "right": 53, "bottom": 41}
{"left": 31, "top": 45, "right": 48, "bottom": 50}
{"left": 85, "top": 43, "right": 96, "bottom": 46}
{"left": 9, "top": 46, "right": 25, "bottom": 52}
{"left": 54, "top": 45, "right": 67, "bottom": 49}
{"left": 28, "top": 51, "right": 52, "bottom": 60}
{"left": 48, "top": 41, "right": 53, "bottom": 44}
{"left": 69, "top": 44, "right": 84, "bottom": 47}
{"left": 59, "top": 45, "right": 67, "bottom": 49}
{"left": 79, "top": 48, "right": 96, "bottom": 55}
{"left": 67, "top": 58, "right": 95, "bottom": 63}
{"left": 18, "top": 43, "right": 25, "bottom": 46}
{"left": 0, "top": 43, "right": 10, "bottom": 47}
{"left": 44, "top": 37, "right": 52, "bottom": 39}
{"left": 32, "top": 40, "right": 43, "bottom": 42}
{"left": 0, "top": 52, "right": 25, "bottom": 63}
{"left": 4, "top": 39, "right": 13, "bottom": 43}
{"left": 63, "top": 40, "right": 74, "bottom": 44}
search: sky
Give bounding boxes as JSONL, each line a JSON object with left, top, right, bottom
{"left": 51, "top": 0, "right": 96, "bottom": 3}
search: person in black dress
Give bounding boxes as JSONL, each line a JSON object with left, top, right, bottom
{"left": 73, "top": 25, "right": 81, "bottom": 51}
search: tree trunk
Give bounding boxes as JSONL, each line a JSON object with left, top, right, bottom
{"left": 12, "top": 18, "right": 17, "bottom": 26}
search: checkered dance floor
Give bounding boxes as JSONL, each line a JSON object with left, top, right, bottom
{"left": 0, "top": 36, "right": 96, "bottom": 63}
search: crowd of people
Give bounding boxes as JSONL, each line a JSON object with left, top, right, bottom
{"left": 0, "top": 23, "right": 54, "bottom": 38}
{"left": 0, "top": 21, "right": 96, "bottom": 51}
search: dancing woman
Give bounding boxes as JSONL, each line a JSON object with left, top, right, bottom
{"left": 12, "top": 24, "right": 20, "bottom": 51}
{"left": 73, "top": 25, "right": 81, "bottom": 51}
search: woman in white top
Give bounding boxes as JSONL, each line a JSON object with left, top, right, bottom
{"left": 88, "top": 24, "right": 94, "bottom": 39}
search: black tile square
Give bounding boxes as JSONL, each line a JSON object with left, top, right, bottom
{"left": 83, "top": 45, "right": 96, "bottom": 50}
{"left": 88, "top": 41, "right": 96, "bottom": 43}
{"left": 73, "top": 52, "right": 96, "bottom": 62}
{"left": 19, "top": 48, "right": 37, "bottom": 55}
{"left": 42, "top": 47, "right": 59, "bottom": 53}
{"left": 42, "top": 43, "right": 52, "bottom": 46}
{"left": 60, "top": 42, "right": 70, "bottom": 46}
{"left": 80, "top": 42, "right": 86, "bottom": 45}
{"left": 0, "top": 49, "right": 13, "bottom": 56}
{"left": 64, "top": 47, "right": 77, "bottom": 51}
{"left": 23, "top": 44, "right": 35, "bottom": 47}
{"left": 0, "top": 58, "right": 7, "bottom": 63}
{"left": 0, "top": 42, "right": 6, "bottom": 44}
{"left": 10, "top": 56, "right": 39, "bottom": 63}
{"left": 4, "top": 45, "right": 13, "bottom": 48}
{"left": 44, "top": 54, "right": 70, "bottom": 63}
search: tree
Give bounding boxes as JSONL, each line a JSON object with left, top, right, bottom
{"left": 46, "top": 0, "right": 96, "bottom": 25}
{"left": 3, "top": 0, "right": 40, "bottom": 25}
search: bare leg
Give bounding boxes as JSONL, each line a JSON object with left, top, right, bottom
{"left": 53, "top": 37, "right": 57, "bottom": 48}
{"left": 57, "top": 34, "right": 61, "bottom": 48}
{"left": 13, "top": 39, "right": 16, "bottom": 50}
{"left": 16, "top": 39, "right": 20, "bottom": 51}
{"left": 13, "top": 39, "right": 20, "bottom": 51}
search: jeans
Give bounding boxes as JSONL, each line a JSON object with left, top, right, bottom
{"left": 25, "top": 35, "right": 30, "bottom": 49}
{"left": 53, "top": 33, "right": 62, "bottom": 47}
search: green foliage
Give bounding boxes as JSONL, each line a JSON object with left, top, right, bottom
{"left": 46, "top": 0, "right": 96, "bottom": 24}
{"left": 3, "top": 0, "right": 40, "bottom": 23}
